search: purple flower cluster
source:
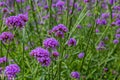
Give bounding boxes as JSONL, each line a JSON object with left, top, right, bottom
{"left": 96, "top": 18, "right": 107, "bottom": 25}
{"left": 67, "top": 38, "right": 77, "bottom": 46}
{"left": 71, "top": 71, "right": 80, "bottom": 79}
{"left": 0, "top": 57, "right": 7, "bottom": 64}
{"left": 116, "top": 19, "right": 120, "bottom": 26}
{"left": 30, "top": 47, "right": 51, "bottom": 66}
{"left": 56, "top": 0, "right": 65, "bottom": 9}
{"left": 43, "top": 38, "right": 59, "bottom": 49}
{"left": 78, "top": 52, "right": 85, "bottom": 59}
{"left": 52, "top": 51, "right": 59, "bottom": 58}
{"left": 97, "top": 41, "right": 106, "bottom": 50}
{"left": 0, "top": 1, "right": 5, "bottom": 7}
{"left": 5, "top": 13, "right": 28, "bottom": 28}
{"left": 0, "top": 32, "right": 14, "bottom": 43}
{"left": 16, "top": 0, "right": 25, "bottom": 3}
{"left": 52, "top": 24, "right": 68, "bottom": 38}
{"left": 5, "top": 64, "right": 20, "bottom": 80}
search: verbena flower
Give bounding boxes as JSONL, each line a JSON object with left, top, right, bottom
{"left": 116, "top": 20, "right": 120, "bottom": 26}
{"left": 52, "top": 51, "right": 59, "bottom": 58}
{"left": 78, "top": 52, "right": 85, "bottom": 59}
{"left": 56, "top": 0, "right": 65, "bottom": 9}
{"left": 0, "top": 57, "right": 7, "bottom": 64}
{"left": 43, "top": 38, "right": 59, "bottom": 49}
{"left": 71, "top": 71, "right": 80, "bottom": 79}
{"left": 96, "top": 18, "right": 107, "bottom": 25}
{"left": 96, "top": 41, "right": 106, "bottom": 50}
{"left": 0, "top": 1, "right": 5, "bottom": 7}
{"left": 67, "top": 38, "right": 77, "bottom": 46}
{"left": 0, "top": 32, "right": 14, "bottom": 43}
{"left": 30, "top": 47, "right": 51, "bottom": 66}
{"left": 16, "top": 0, "right": 25, "bottom": 3}
{"left": 52, "top": 24, "right": 68, "bottom": 33}
{"left": 113, "top": 39, "right": 119, "bottom": 44}
{"left": 37, "top": 57, "right": 51, "bottom": 66}
{"left": 115, "top": 34, "right": 120, "bottom": 39}
{"left": 52, "top": 24, "right": 68, "bottom": 38}
{"left": 5, "top": 64, "right": 20, "bottom": 80}
{"left": 5, "top": 14, "right": 28, "bottom": 28}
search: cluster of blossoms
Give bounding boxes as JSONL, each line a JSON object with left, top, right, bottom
{"left": 30, "top": 47, "right": 51, "bottom": 66}
{"left": 5, "top": 64, "right": 20, "bottom": 80}
{"left": 16, "top": 0, "right": 25, "bottom": 3}
{"left": 67, "top": 38, "right": 77, "bottom": 46}
{"left": 56, "top": 0, "right": 65, "bottom": 9}
{"left": 96, "top": 18, "right": 107, "bottom": 25}
{"left": 97, "top": 41, "right": 106, "bottom": 50}
{"left": 113, "top": 28, "right": 120, "bottom": 44}
{"left": 71, "top": 71, "right": 80, "bottom": 79}
{"left": 0, "top": 32, "right": 14, "bottom": 43}
{"left": 43, "top": 38, "right": 59, "bottom": 49}
{"left": 0, "top": 57, "right": 7, "bottom": 64}
{"left": 78, "top": 52, "right": 85, "bottom": 59}
{"left": 51, "top": 24, "right": 68, "bottom": 38}
{"left": 5, "top": 13, "right": 28, "bottom": 29}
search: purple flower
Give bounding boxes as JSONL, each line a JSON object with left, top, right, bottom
{"left": 96, "top": 18, "right": 107, "bottom": 25}
{"left": 113, "top": 39, "right": 119, "bottom": 44}
{"left": 16, "top": 0, "right": 25, "bottom": 3}
{"left": 52, "top": 24, "right": 68, "bottom": 33}
{"left": 17, "top": 13, "right": 28, "bottom": 22}
{"left": 101, "top": 19, "right": 107, "bottom": 25}
{"left": 116, "top": 28, "right": 120, "bottom": 33}
{"left": 71, "top": 71, "right": 80, "bottom": 79}
{"left": 52, "top": 24, "right": 68, "bottom": 38}
{"left": 5, "top": 14, "right": 28, "bottom": 28}
{"left": 84, "top": 0, "right": 90, "bottom": 3}
{"left": 0, "top": 32, "right": 14, "bottom": 43}
{"left": 30, "top": 47, "right": 50, "bottom": 58}
{"left": 43, "top": 38, "right": 59, "bottom": 49}
{"left": 109, "top": 0, "right": 115, "bottom": 5}
{"left": 78, "top": 52, "right": 85, "bottom": 59}
{"left": 56, "top": 0, "right": 65, "bottom": 9}
{"left": 44, "top": 5, "right": 49, "bottom": 10}
{"left": 96, "top": 41, "right": 105, "bottom": 50}
{"left": 0, "top": 57, "right": 7, "bottom": 64}
{"left": 52, "top": 51, "right": 59, "bottom": 57}
{"left": 55, "top": 31, "right": 64, "bottom": 38}
{"left": 30, "top": 47, "right": 51, "bottom": 66}
{"left": 5, "top": 64, "right": 20, "bottom": 80}
{"left": 101, "top": 13, "right": 109, "bottom": 19}
{"left": 2, "top": 8, "right": 9, "bottom": 13}
{"left": 67, "top": 38, "right": 77, "bottom": 46}
{"left": 0, "top": 1, "right": 5, "bottom": 7}
{"left": 104, "top": 68, "right": 108, "bottom": 72}
{"left": 77, "top": 25, "right": 82, "bottom": 29}
{"left": 115, "top": 34, "right": 120, "bottom": 39}
{"left": 37, "top": 57, "right": 51, "bottom": 66}
{"left": 96, "top": 29, "right": 100, "bottom": 33}
{"left": 116, "top": 20, "right": 120, "bottom": 26}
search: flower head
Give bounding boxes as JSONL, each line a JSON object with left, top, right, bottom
{"left": 78, "top": 52, "right": 85, "bottom": 59}
{"left": 0, "top": 57, "right": 7, "bottom": 64}
{"left": 5, "top": 64, "right": 20, "bottom": 80}
{"left": 0, "top": 32, "right": 14, "bottom": 43}
{"left": 5, "top": 14, "right": 28, "bottom": 28}
{"left": 71, "top": 71, "right": 80, "bottom": 79}
{"left": 30, "top": 47, "right": 51, "bottom": 66}
{"left": 67, "top": 38, "right": 77, "bottom": 46}
{"left": 56, "top": 0, "right": 65, "bottom": 8}
{"left": 43, "top": 38, "right": 59, "bottom": 49}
